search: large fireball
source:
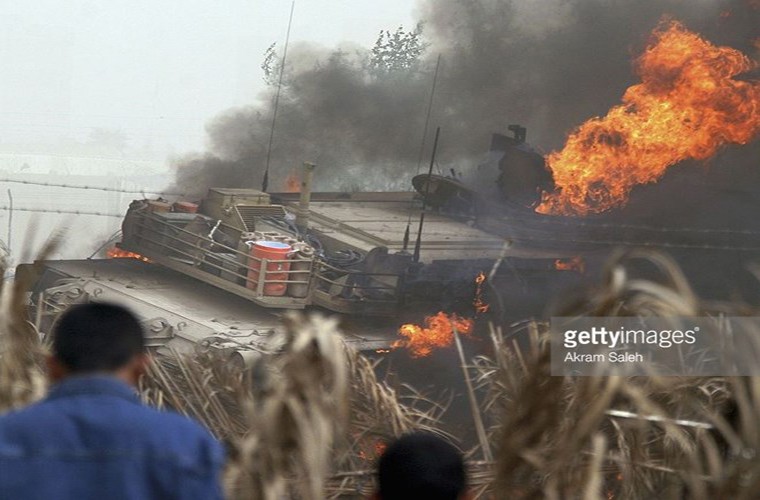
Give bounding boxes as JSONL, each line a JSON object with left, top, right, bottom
{"left": 537, "top": 21, "right": 760, "bottom": 216}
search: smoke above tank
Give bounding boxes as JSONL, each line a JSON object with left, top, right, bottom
{"left": 171, "top": 0, "right": 759, "bottom": 196}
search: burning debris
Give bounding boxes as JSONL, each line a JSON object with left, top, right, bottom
{"left": 106, "top": 247, "right": 150, "bottom": 263}
{"left": 394, "top": 272, "right": 489, "bottom": 357}
{"left": 473, "top": 271, "right": 490, "bottom": 314}
{"left": 393, "top": 312, "right": 474, "bottom": 358}
{"left": 537, "top": 20, "right": 760, "bottom": 216}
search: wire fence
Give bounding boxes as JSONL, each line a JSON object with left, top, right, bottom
{"left": 0, "top": 178, "right": 184, "bottom": 197}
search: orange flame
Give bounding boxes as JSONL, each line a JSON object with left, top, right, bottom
{"left": 537, "top": 21, "right": 760, "bottom": 216}
{"left": 555, "top": 256, "right": 585, "bottom": 273}
{"left": 107, "top": 247, "right": 150, "bottom": 262}
{"left": 284, "top": 173, "right": 300, "bottom": 193}
{"left": 473, "top": 271, "right": 490, "bottom": 313}
{"left": 393, "top": 312, "right": 474, "bottom": 358}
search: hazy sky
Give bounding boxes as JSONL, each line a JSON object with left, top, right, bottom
{"left": 1, "top": 1, "right": 416, "bottom": 158}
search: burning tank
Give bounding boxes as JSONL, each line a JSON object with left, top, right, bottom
{"left": 18, "top": 125, "right": 760, "bottom": 367}
{"left": 413, "top": 125, "right": 760, "bottom": 304}
{"left": 18, "top": 19, "right": 760, "bottom": 360}
{"left": 420, "top": 20, "right": 760, "bottom": 260}
{"left": 19, "top": 158, "right": 580, "bottom": 364}
{"left": 17, "top": 114, "right": 760, "bottom": 365}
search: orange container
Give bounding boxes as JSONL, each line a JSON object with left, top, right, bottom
{"left": 173, "top": 201, "right": 198, "bottom": 213}
{"left": 246, "top": 241, "right": 292, "bottom": 296}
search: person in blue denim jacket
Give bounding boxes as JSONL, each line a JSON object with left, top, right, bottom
{"left": 0, "top": 302, "right": 225, "bottom": 500}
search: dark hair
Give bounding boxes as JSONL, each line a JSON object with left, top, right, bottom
{"left": 52, "top": 302, "right": 145, "bottom": 372}
{"left": 377, "top": 432, "right": 466, "bottom": 500}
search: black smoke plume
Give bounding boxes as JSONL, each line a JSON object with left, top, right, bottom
{"left": 172, "top": 0, "right": 759, "bottom": 196}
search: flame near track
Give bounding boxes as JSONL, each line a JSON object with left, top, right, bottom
{"left": 393, "top": 312, "right": 474, "bottom": 358}
{"left": 537, "top": 20, "right": 760, "bottom": 216}
{"left": 393, "top": 272, "right": 489, "bottom": 357}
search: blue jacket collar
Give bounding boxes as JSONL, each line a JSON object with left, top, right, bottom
{"left": 46, "top": 375, "right": 140, "bottom": 404}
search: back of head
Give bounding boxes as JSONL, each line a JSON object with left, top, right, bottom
{"left": 52, "top": 302, "right": 145, "bottom": 373}
{"left": 377, "top": 432, "right": 466, "bottom": 500}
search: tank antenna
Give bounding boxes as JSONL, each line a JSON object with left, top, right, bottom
{"left": 413, "top": 126, "right": 440, "bottom": 263}
{"left": 262, "top": 0, "right": 295, "bottom": 192}
{"left": 404, "top": 54, "right": 441, "bottom": 251}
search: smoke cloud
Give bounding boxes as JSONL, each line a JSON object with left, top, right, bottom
{"left": 172, "top": 0, "right": 759, "bottom": 196}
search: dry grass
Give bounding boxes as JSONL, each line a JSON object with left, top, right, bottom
{"left": 8, "top": 246, "right": 760, "bottom": 499}
{"left": 0, "top": 236, "right": 58, "bottom": 412}
{"left": 142, "top": 312, "right": 350, "bottom": 500}
{"left": 141, "top": 313, "right": 445, "bottom": 499}
{"left": 226, "top": 312, "right": 349, "bottom": 500}
{"left": 468, "top": 249, "right": 760, "bottom": 499}
{"left": 140, "top": 349, "right": 250, "bottom": 441}
{"left": 326, "top": 345, "right": 446, "bottom": 497}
